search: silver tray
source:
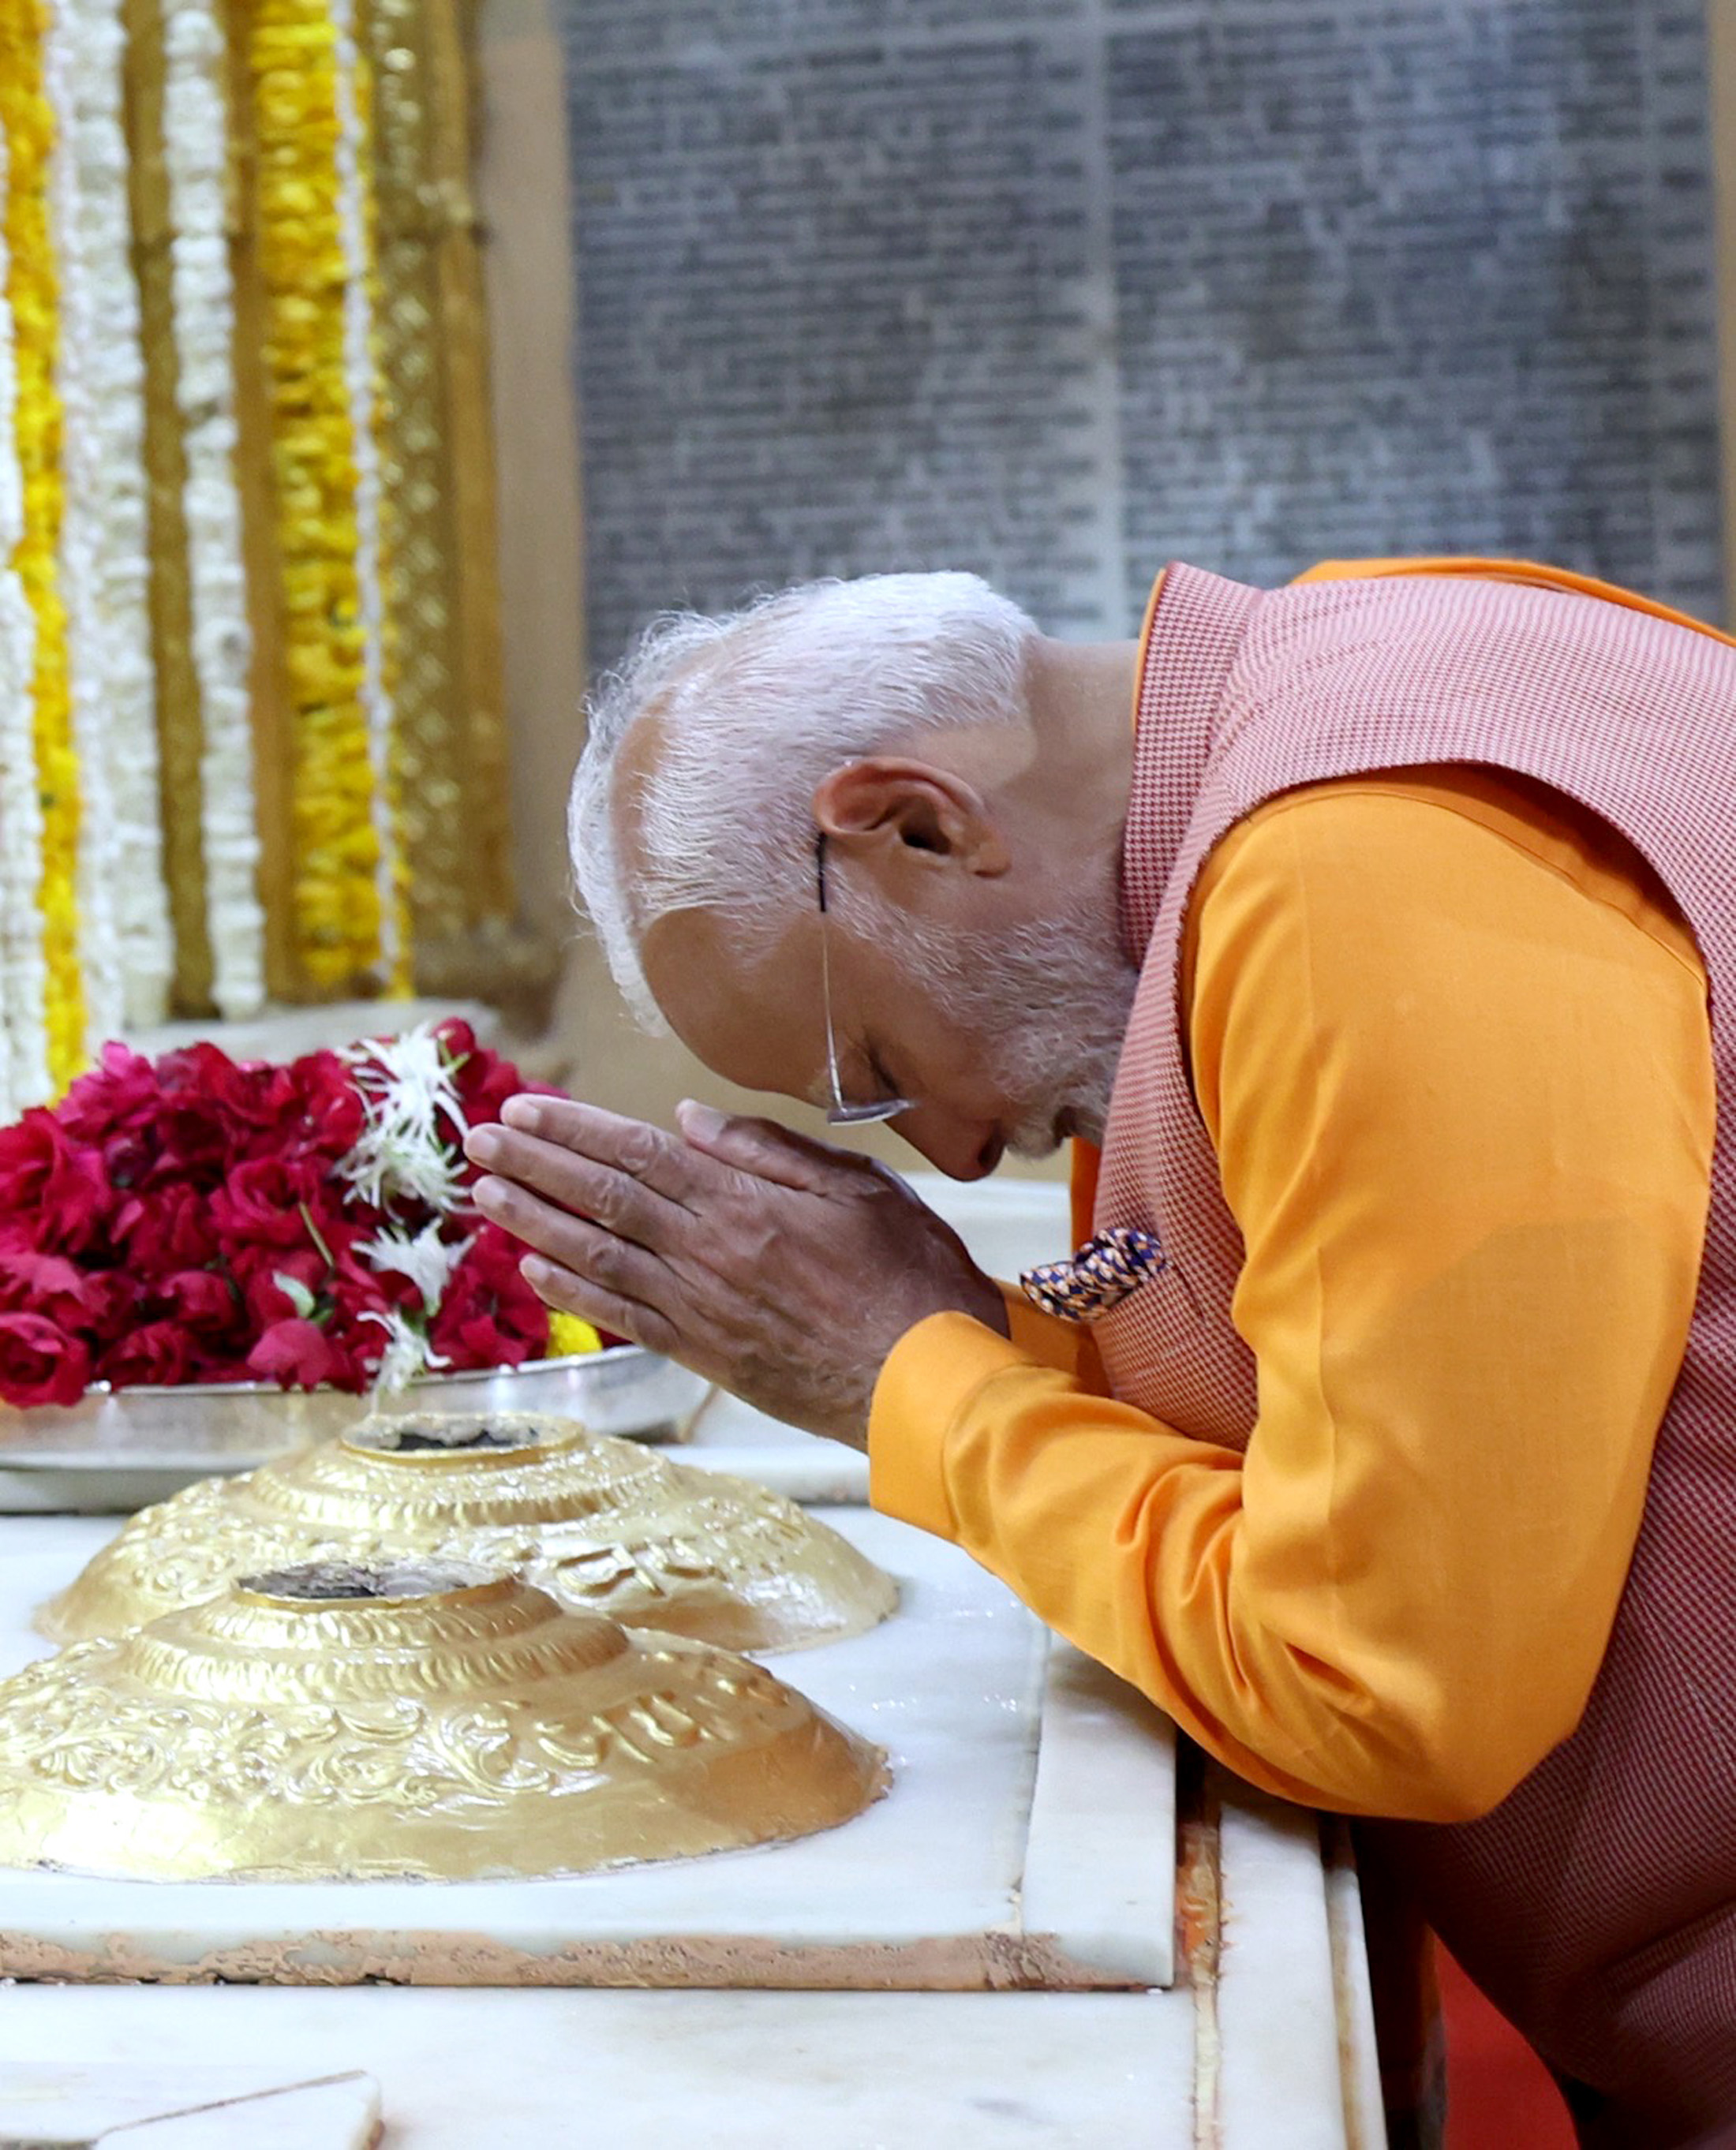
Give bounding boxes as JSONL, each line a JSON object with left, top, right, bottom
{"left": 0, "top": 1351, "right": 712, "bottom": 1514}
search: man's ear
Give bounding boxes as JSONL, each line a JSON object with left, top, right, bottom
{"left": 814, "top": 758, "right": 1009, "bottom": 873}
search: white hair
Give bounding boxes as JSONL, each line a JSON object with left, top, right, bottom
{"left": 570, "top": 572, "right": 1039, "bottom": 1030}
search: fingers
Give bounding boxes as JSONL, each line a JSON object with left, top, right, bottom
{"left": 472, "top": 1176, "right": 675, "bottom": 1322}
{"left": 675, "top": 1099, "right": 866, "bottom": 1193}
{"left": 466, "top": 1122, "right": 687, "bottom": 1254}
{"left": 521, "top": 1254, "right": 681, "bottom": 1361}
{"left": 488, "top": 1096, "right": 711, "bottom": 1209}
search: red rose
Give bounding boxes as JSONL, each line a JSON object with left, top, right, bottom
{"left": 163, "top": 1268, "right": 242, "bottom": 1338}
{"left": 99, "top": 1126, "right": 161, "bottom": 1193}
{"left": 0, "top": 1234, "right": 100, "bottom": 1327}
{"left": 210, "top": 1155, "right": 327, "bottom": 1250}
{"left": 218, "top": 1056, "right": 300, "bottom": 1134}
{"left": 98, "top": 1319, "right": 193, "bottom": 1389}
{"left": 325, "top": 1257, "right": 401, "bottom": 1324}
{"left": 215, "top": 1052, "right": 362, "bottom": 1166}
{"left": 290, "top": 1050, "right": 366, "bottom": 1160}
{"left": 429, "top": 1224, "right": 549, "bottom": 1370}
{"left": 451, "top": 1038, "right": 559, "bottom": 1131}
{"left": 230, "top": 1244, "right": 326, "bottom": 1333}
{"left": 149, "top": 1043, "right": 244, "bottom": 1180}
{"left": 0, "top": 1313, "right": 92, "bottom": 1407}
{"left": 455, "top": 1056, "right": 522, "bottom": 1127}
{"left": 114, "top": 1184, "right": 220, "bottom": 1276}
{"left": 81, "top": 1269, "right": 145, "bottom": 1344}
{"left": 0, "top": 1110, "right": 112, "bottom": 1254}
{"left": 247, "top": 1318, "right": 343, "bottom": 1389}
{"left": 58, "top": 1043, "right": 163, "bottom": 1143}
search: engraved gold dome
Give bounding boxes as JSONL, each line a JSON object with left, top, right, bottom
{"left": 38, "top": 1412, "right": 897, "bottom": 1654}
{"left": 0, "top": 1560, "right": 889, "bottom": 1882}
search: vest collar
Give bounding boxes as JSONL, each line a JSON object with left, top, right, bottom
{"left": 1121, "top": 564, "right": 1263, "bottom": 961}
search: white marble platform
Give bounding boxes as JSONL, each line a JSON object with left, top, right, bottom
{"left": 0, "top": 1785, "right": 1383, "bottom": 2149}
{"left": 0, "top": 1507, "right": 1175, "bottom": 1991}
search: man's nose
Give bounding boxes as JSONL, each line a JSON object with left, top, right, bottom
{"left": 899, "top": 1109, "right": 1004, "bottom": 1182}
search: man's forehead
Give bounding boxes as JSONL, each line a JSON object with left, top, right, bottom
{"left": 639, "top": 904, "right": 821, "bottom": 1098}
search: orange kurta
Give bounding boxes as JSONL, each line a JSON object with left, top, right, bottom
{"left": 869, "top": 764, "right": 1715, "bottom": 1820}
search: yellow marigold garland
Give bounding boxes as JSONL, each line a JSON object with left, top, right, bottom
{"left": 1, "top": 0, "right": 83, "bottom": 1090}
{"left": 250, "top": 0, "right": 397, "bottom": 993}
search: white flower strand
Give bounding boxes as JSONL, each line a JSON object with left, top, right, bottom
{"left": 57, "top": 0, "right": 172, "bottom": 1032}
{"left": 329, "top": 0, "right": 400, "bottom": 987}
{"left": 160, "top": 0, "right": 266, "bottom": 1019}
{"left": 0, "top": 122, "right": 50, "bottom": 1117}
{"left": 45, "top": 0, "right": 137, "bottom": 1056}
{"left": 360, "top": 1305, "right": 451, "bottom": 1394}
{"left": 357, "top": 1218, "right": 472, "bottom": 1314}
{"left": 338, "top": 1024, "right": 470, "bottom": 1213}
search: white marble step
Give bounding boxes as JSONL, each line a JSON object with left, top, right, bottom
{"left": 0, "top": 1988, "right": 1196, "bottom": 2150}
{"left": 0, "top": 2067, "right": 380, "bottom": 2149}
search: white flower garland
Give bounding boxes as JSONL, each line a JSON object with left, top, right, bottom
{"left": 357, "top": 1218, "right": 472, "bottom": 1311}
{"left": 51, "top": 0, "right": 172, "bottom": 1038}
{"left": 342, "top": 1031, "right": 474, "bottom": 1389}
{"left": 0, "top": 122, "right": 50, "bottom": 1118}
{"left": 360, "top": 1304, "right": 450, "bottom": 1393}
{"left": 62, "top": 0, "right": 170, "bottom": 1036}
{"left": 329, "top": 0, "right": 400, "bottom": 987}
{"left": 337, "top": 1023, "right": 470, "bottom": 1213}
{"left": 161, "top": 0, "right": 266, "bottom": 1020}
{"left": 357, "top": 1218, "right": 467, "bottom": 1391}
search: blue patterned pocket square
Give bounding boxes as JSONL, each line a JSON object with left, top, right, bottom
{"left": 1019, "top": 1226, "right": 1166, "bottom": 1322}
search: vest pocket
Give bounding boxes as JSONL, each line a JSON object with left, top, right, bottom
{"left": 1089, "top": 1259, "right": 1259, "bottom": 1449}
{"left": 1091, "top": 1258, "right": 1202, "bottom": 1382}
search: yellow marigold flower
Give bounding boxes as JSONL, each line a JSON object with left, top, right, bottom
{"left": 547, "top": 1311, "right": 604, "bottom": 1359}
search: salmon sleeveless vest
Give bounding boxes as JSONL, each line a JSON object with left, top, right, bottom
{"left": 1089, "top": 561, "right": 1736, "bottom": 2132}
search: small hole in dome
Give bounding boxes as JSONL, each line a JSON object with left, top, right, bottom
{"left": 239, "top": 1558, "right": 494, "bottom": 1602}
{"left": 346, "top": 1413, "right": 553, "bottom": 1456}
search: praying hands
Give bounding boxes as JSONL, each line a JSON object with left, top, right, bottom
{"left": 463, "top": 1094, "right": 1008, "bottom": 1449}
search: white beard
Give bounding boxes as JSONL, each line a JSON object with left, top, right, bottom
{"left": 934, "top": 871, "right": 1139, "bottom": 1159}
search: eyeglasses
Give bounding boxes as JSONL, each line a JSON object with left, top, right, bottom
{"left": 815, "top": 832, "right": 915, "bottom": 1125}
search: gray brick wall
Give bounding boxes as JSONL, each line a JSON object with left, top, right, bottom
{"left": 559, "top": 0, "right": 1722, "bottom": 664}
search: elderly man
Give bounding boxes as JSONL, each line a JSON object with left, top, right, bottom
{"left": 463, "top": 556, "right": 1735, "bottom": 2144}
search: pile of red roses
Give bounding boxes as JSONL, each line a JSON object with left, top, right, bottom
{"left": 0, "top": 1020, "right": 563, "bottom": 1408}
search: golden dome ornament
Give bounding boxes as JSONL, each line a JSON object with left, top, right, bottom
{"left": 0, "top": 1560, "right": 889, "bottom": 1883}
{"left": 38, "top": 1411, "right": 898, "bottom": 1655}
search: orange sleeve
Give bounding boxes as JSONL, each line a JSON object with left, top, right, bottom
{"left": 870, "top": 780, "right": 1714, "bottom": 1821}
{"left": 997, "top": 1284, "right": 1108, "bottom": 1390}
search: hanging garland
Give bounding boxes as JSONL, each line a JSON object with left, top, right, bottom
{"left": 0, "top": 0, "right": 83, "bottom": 1095}
{"left": 54, "top": 0, "right": 170, "bottom": 1034}
{"left": 250, "top": 0, "right": 406, "bottom": 996}
{"left": 161, "top": 0, "right": 266, "bottom": 1019}
{"left": 330, "top": 0, "right": 408, "bottom": 993}
{"left": 45, "top": 0, "right": 127, "bottom": 1056}
{"left": 0, "top": 118, "right": 48, "bottom": 1119}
